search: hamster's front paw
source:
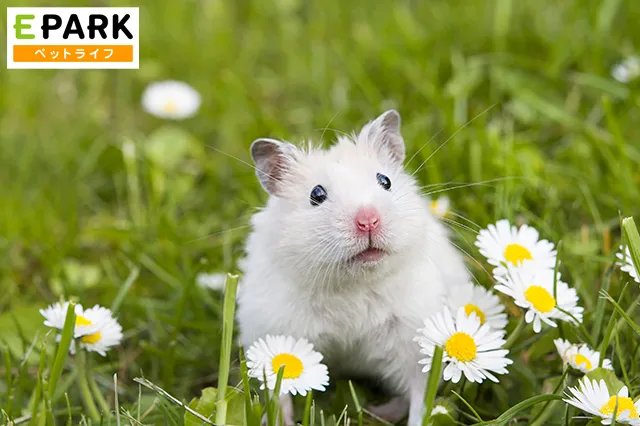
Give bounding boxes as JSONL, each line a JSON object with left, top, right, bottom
{"left": 366, "top": 396, "right": 409, "bottom": 423}
{"left": 261, "top": 393, "right": 295, "bottom": 426}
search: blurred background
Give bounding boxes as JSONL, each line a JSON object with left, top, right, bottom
{"left": 1, "top": 0, "right": 640, "bottom": 422}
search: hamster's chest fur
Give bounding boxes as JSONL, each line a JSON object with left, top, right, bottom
{"left": 236, "top": 245, "right": 452, "bottom": 388}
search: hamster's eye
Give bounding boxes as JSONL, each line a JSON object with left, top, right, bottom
{"left": 376, "top": 173, "right": 391, "bottom": 191}
{"left": 310, "top": 185, "right": 328, "bottom": 206}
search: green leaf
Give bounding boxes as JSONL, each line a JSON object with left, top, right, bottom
{"left": 585, "top": 368, "right": 625, "bottom": 395}
{"left": 0, "top": 305, "right": 47, "bottom": 362}
{"left": 184, "top": 387, "right": 245, "bottom": 426}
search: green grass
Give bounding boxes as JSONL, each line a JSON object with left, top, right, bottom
{"left": 1, "top": 0, "right": 640, "bottom": 424}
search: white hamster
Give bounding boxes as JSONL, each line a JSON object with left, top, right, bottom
{"left": 236, "top": 110, "right": 470, "bottom": 425}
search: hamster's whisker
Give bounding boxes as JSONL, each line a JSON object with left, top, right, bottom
{"left": 205, "top": 145, "right": 281, "bottom": 183}
{"left": 439, "top": 217, "right": 479, "bottom": 234}
{"left": 183, "top": 224, "right": 252, "bottom": 245}
{"left": 447, "top": 211, "right": 482, "bottom": 231}
{"left": 406, "top": 103, "right": 497, "bottom": 180}
{"left": 422, "top": 176, "right": 520, "bottom": 197}
{"left": 404, "top": 127, "right": 446, "bottom": 167}
{"left": 317, "top": 111, "right": 342, "bottom": 143}
{"left": 391, "top": 103, "right": 498, "bottom": 201}
{"left": 305, "top": 239, "right": 343, "bottom": 293}
{"left": 423, "top": 231, "right": 490, "bottom": 282}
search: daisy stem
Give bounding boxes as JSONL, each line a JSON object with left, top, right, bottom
{"left": 75, "top": 350, "right": 101, "bottom": 422}
{"left": 504, "top": 312, "right": 527, "bottom": 350}
{"left": 85, "top": 353, "right": 111, "bottom": 416}
{"left": 215, "top": 273, "right": 239, "bottom": 426}
{"left": 422, "top": 345, "right": 444, "bottom": 426}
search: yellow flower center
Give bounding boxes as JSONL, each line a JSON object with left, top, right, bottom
{"left": 163, "top": 101, "right": 176, "bottom": 113}
{"left": 600, "top": 396, "right": 639, "bottom": 419}
{"left": 445, "top": 332, "right": 477, "bottom": 362}
{"left": 524, "top": 285, "right": 556, "bottom": 313}
{"left": 504, "top": 243, "right": 533, "bottom": 266}
{"left": 81, "top": 331, "right": 102, "bottom": 344}
{"left": 271, "top": 353, "right": 304, "bottom": 379}
{"left": 572, "top": 354, "right": 592, "bottom": 370}
{"left": 464, "top": 304, "right": 486, "bottom": 325}
{"left": 75, "top": 315, "right": 92, "bottom": 327}
{"left": 75, "top": 315, "right": 101, "bottom": 344}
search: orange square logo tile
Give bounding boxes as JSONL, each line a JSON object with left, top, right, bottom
{"left": 7, "top": 7, "right": 139, "bottom": 69}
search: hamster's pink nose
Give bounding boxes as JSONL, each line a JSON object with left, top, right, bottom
{"left": 355, "top": 206, "right": 381, "bottom": 233}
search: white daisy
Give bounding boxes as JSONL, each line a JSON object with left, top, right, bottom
{"left": 40, "top": 302, "right": 123, "bottom": 356}
{"left": 429, "top": 196, "right": 450, "bottom": 218}
{"left": 40, "top": 301, "right": 97, "bottom": 337}
{"left": 196, "top": 272, "right": 226, "bottom": 291}
{"left": 475, "top": 219, "right": 557, "bottom": 272}
{"left": 554, "top": 339, "right": 613, "bottom": 373}
{"left": 612, "top": 56, "right": 640, "bottom": 84}
{"left": 494, "top": 264, "right": 583, "bottom": 333}
{"left": 616, "top": 245, "right": 640, "bottom": 284}
{"left": 445, "top": 281, "right": 508, "bottom": 330}
{"left": 564, "top": 378, "right": 640, "bottom": 425}
{"left": 245, "top": 335, "right": 329, "bottom": 396}
{"left": 141, "top": 80, "right": 201, "bottom": 120}
{"left": 74, "top": 305, "right": 123, "bottom": 356}
{"left": 414, "top": 306, "right": 512, "bottom": 384}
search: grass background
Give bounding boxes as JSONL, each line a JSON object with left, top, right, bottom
{"left": 1, "top": 0, "right": 640, "bottom": 424}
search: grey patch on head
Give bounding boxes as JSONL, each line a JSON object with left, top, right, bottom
{"left": 366, "top": 109, "right": 406, "bottom": 164}
{"left": 250, "top": 138, "right": 296, "bottom": 196}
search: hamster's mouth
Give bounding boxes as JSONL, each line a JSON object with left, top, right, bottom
{"left": 352, "top": 247, "right": 387, "bottom": 264}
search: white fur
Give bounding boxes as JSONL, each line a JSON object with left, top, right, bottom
{"left": 236, "top": 112, "right": 470, "bottom": 425}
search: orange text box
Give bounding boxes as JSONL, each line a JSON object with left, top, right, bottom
{"left": 13, "top": 45, "right": 133, "bottom": 62}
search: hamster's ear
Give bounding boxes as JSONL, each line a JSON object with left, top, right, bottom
{"left": 250, "top": 138, "right": 296, "bottom": 195}
{"left": 362, "top": 109, "right": 405, "bottom": 164}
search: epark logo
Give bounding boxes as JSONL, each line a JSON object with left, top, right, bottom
{"left": 7, "top": 7, "right": 139, "bottom": 69}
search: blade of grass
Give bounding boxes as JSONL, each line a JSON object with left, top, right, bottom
{"left": 302, "top": 391, "right": 314, "bottom": 426}
{"left": 529, "top": 367, "right": 569, "bottom": 426}
{"left": 65, "top": 393, "right": 72, "bottom": 426}
{"left": 592, "top": 265, "right": 613, "bottom": 343}
{"left": 268, "top": 368, "right": 285, "bottom": 426}
{"left": 451, "top": 390, "right": 482, "bottom": 422}
{"left": 598, "top": 283, "right": 628, "bottom": 367}
{"left": 48, "top": 302, "right": 77, "bottom": 400}
{"left": 347, "top": 381, "right": 363, "bottom": 426}
{"left": 215, "top": 273, "right": 239, "bottom": 426}
{"left": 614, "top": 332, "right": 632, "bottom": 393}
{"left": 599, "top": 289, "right": 640, "bottom": 336}
{"left": 621, "top": 217, "right": 640, "bottom": 280}
{"left": 240, "top": 348, "right": 259, "bottom": 426}
{"left": 4, "top": 346, "right": 13, "bottom": 417}
{"left": 133, "top": 377, "right": 215, "bottom": 425}
{"left": 29, "top": 341, "right": 47, "bottom": 426}
{"left": 76, "top": 349, "right": 101, "bottom": 422}
{"left": 114, "top": 374, "right": 121, "bottom": 426}
{"left": 471, "top": 394, "right": 563, "bottom": 426}
{"left": 422, "top": 345, "right": 444, "bottom": 426}
{"left": 87, "top": 354, "right": 111, "bottom": 416}
{"left": 110, "top": 266, "right": 140, "bottom": 314}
